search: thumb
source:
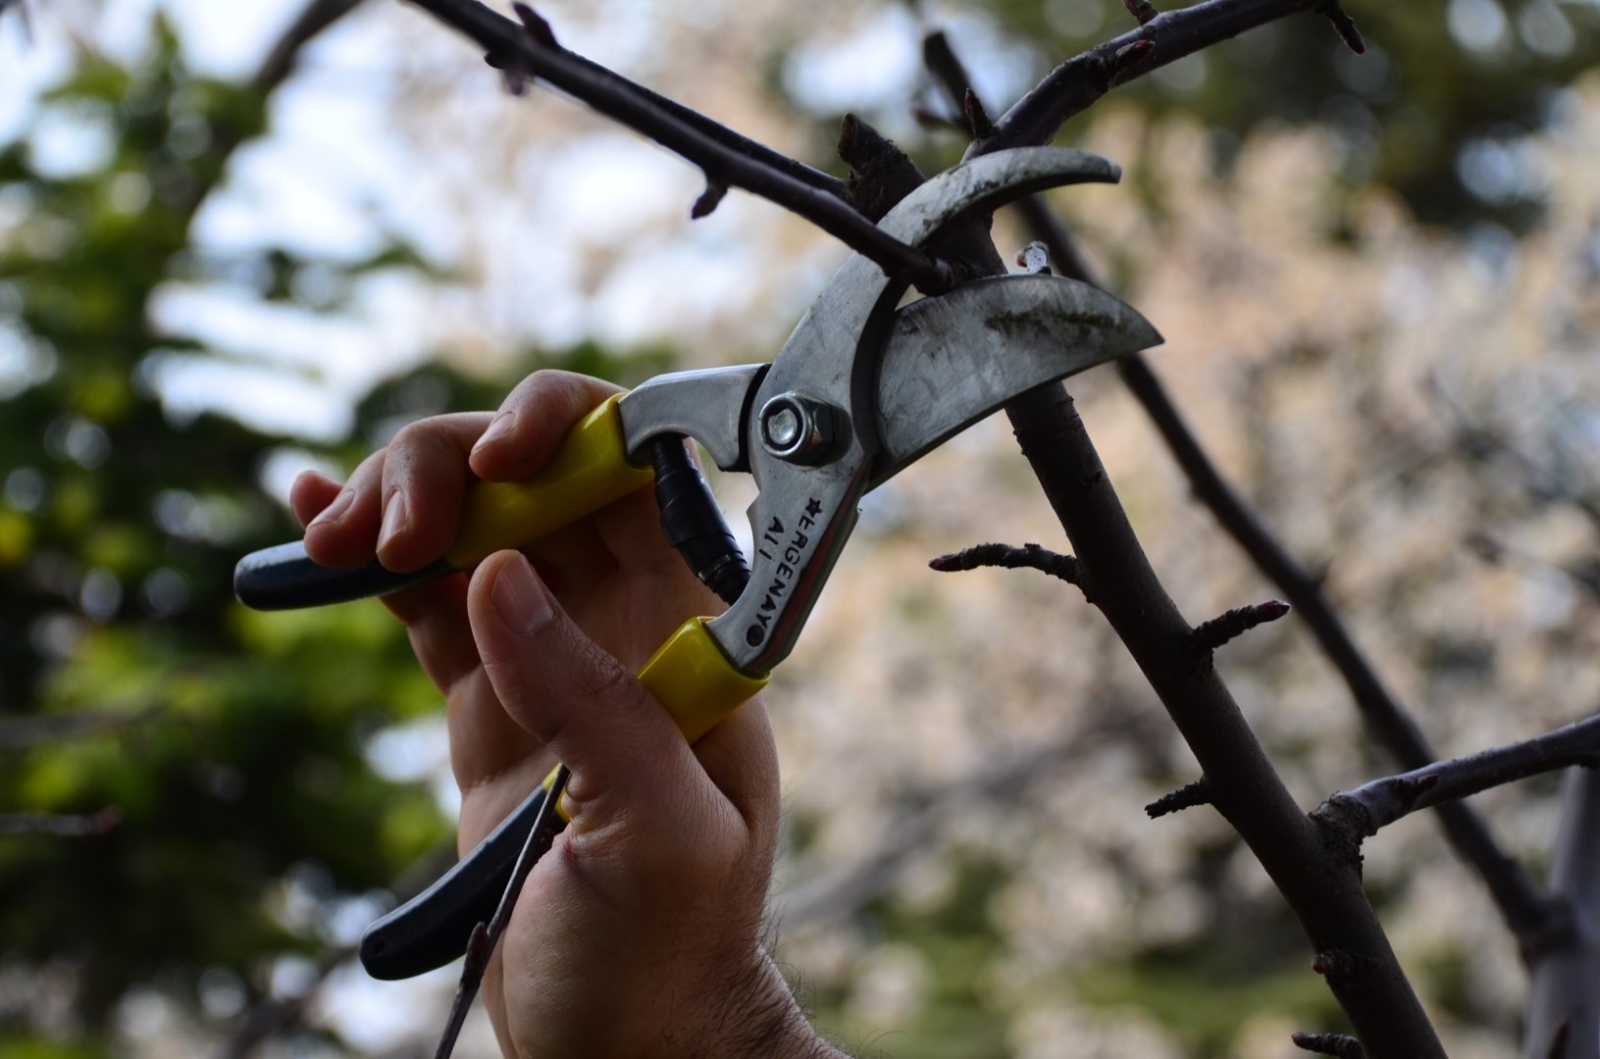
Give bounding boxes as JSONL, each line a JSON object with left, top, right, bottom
{"left": 466, "top": 550, "right": 695, "bottom": 816}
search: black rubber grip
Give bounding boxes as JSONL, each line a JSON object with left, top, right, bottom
{"left": 233, "top": 542, "right": 451, "bottom": 610}
{"left": 650, "top": 436, "right": 750, "bottom": 606}
{"left": 359, "top": 785, "right": 566, "bottom": 980}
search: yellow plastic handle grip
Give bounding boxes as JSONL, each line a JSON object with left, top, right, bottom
{"left": 444, "top": 394, "right": 655, "bottom": 570}
{"left": 544, "top": 618, "right": 767, "bottom": 820}
{"left": 638, "top": 617, "right": 769, "bottom": 744}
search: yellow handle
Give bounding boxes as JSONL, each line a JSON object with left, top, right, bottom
{"left": 637, "top": 618, "right": 769, "bottom": 744}
{"left": 547, "top": 619, "right": 768, "bottom": 820}
{"left": 444, "top": 394, "right": 655, "bottom": 569}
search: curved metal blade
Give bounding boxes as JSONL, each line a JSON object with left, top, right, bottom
{"left": 870, "top": 273, "right": 1162, "bottom": 489}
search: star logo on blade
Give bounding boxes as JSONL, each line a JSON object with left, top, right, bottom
{"left": 806, "top": 499, "right": 823, "bottom": 517}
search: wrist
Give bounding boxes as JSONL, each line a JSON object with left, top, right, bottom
{"left": 714, "top": 954, "right": 846, "bottom": 1059}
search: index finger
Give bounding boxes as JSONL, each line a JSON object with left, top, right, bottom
{"left": 468, "top": 371, "right": 623, "bottom": 483}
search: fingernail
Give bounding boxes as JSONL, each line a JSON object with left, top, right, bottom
{"left": 378, "top": 492, "right": 409, "bottom": 552}
{"left": 492, "top": 554, "right": 554, "bottom": 636}
{"left": 472, "top": 413, "right": 516, "bottom": 455}
{"left": 309, "top": 488, "right": 355, "bottom": 528}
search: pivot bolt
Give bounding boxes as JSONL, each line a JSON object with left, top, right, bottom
{"left": 759, "top": 393, "right": 837, "bottom": 464}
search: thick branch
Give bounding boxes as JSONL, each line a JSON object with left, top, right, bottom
{"left": 1014, "top": 141, "right": 1559, "bottom": 954}
{"left": 1313, "top": 715, "right": 1600, "bottom": 841}
{"left": 925, "top": 32, "right": 1441, "bottom": 1056}
{"left": 932, "top": 22, "right": 1556, "bottom": 959}
{"left": 1004, "top": 385, "right": 1441, "bottom": 1057}
{"left": 403, "top": 0, "right": 955, "bottom": 292}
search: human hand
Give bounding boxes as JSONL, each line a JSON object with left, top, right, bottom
{"left": 290, "top": 371, "right": 838, "bottom": 1058}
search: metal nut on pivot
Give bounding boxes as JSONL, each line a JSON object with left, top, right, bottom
{"left": 759, "top": 393, "right": 837, "bottom": 464}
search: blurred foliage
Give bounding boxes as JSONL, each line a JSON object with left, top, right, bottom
{"left": 0, "top": 14, "right": 659, "bottom": 1053}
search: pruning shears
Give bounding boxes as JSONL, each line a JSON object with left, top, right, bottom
{"left": 233, "top": 147, "right": 1162, "bottom": 980}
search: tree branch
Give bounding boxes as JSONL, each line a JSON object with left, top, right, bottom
{"left": 932, "top": 17, "right": 1555, "bottom": 959}
{"left": 1312, "top": 714, "right": 1600, "bottom": 842}
{"left": 925, "top": 30, "right": 1440, "bottom": 1056}
{"left": 401, "top": 0, "right": 956, "bottom": 292}
{"left": 991, "top": 0, "right": 1304, "bottom": 148}
{"left": 989, "top": 0, "right": 1345, "bottom": 152}
{"left": 986, "top": 94, "right": 1564, "bottom": 956}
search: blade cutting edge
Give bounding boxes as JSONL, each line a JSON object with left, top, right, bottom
{"left": 870, "top": 273, "right": 1161, "bottom": 488}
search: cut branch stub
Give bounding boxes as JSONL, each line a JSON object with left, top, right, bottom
{"left": 1293, "top": 1032, "right": 1366, "bottom": 1059}
{"left": 1193, "top": 599, "right": 1291, "bottom": 652}
{"left": 1146, "top": 776, "right": 1214, "bottom": 818}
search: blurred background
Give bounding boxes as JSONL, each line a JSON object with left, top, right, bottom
{"left": 3, "top": 0, "right": 1600, "bottom": 1055}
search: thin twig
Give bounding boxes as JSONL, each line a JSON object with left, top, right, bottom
{"left": 1312, "top": 714, "right": 1600, "bottom": 843}
{"left": 990, "top": 0, "right": 1329, "bottom": 151}
{"left": 928, "top": 542, "right": 1084, "bottom": 591}
{"left": 254, "top": 0, "right": 366, "bottom": 92}
{"left": 1293, "top": 1031, "right": 1366, "bottom": 1058}
{"left": 433, "top": 765, "right": 570, "bottom": 1059}
{"left": 1146, "top": 777, "right": 1214, "bottom": 818}
{"left": 403, "top": 0, "right": 955, "bottom": 292}
{"left": 1193, "top": 600, "right": 1291, "bottom": 652}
